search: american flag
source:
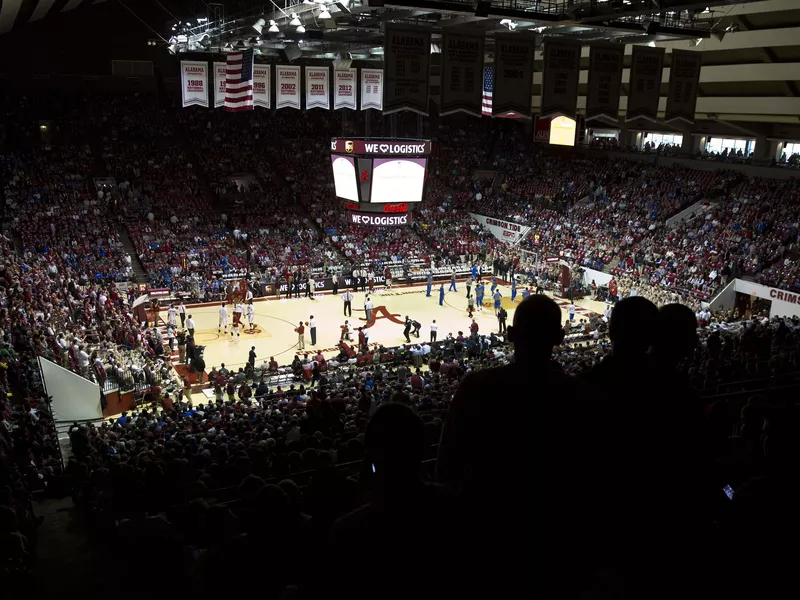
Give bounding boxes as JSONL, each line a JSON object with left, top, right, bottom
{"left": 482, "top": 65, "right": 494, "bottom": 116}
{"left": 482, "top": 65, "right": 526, "bottom": 119}
{"left": 224, "top": 48, "right": 254, "bottom": 112}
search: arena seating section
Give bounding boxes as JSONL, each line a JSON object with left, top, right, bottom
{"left": 1, "top": 91, "right": 800, "bottom": 595}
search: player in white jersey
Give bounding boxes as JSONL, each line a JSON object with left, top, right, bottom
{"left": 167, "top": 304, "right": 178, "bottom": 328}
{"left": 218, "top": 303, "right": 229, "bottom": 333}
{"left": 246, "top": 300, "right": 255, "bottom": 331}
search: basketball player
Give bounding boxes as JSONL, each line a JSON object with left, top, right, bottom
{"left": 247, "top": 300, "right": 255, "bottom": 331}
{"left": 493, "top": 289, "right": 502, "bottom": 315}
{"left": 167, "top": 303, "right": 178, "bottom": 328}
{"left": 218, "top": 302, "right": 229, "bottom": 334}
{"left": 384, "top": 265, "right": 392, "bottom": 289}
{"left": 231, "top": 318, "right": 241, "bottom": 342}
{"left": 231, "top": 302, "right": 244, "bottom": 342}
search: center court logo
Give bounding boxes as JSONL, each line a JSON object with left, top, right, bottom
{"left": 356, "top": 306, "right": 404, "bottom": 327}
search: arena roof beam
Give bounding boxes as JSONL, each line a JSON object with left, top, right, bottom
{"left": 696, "top": 0, "right": 797, "bottom": 19}
{"left": 576, "top": 0, "right": 759, "bottom": 24}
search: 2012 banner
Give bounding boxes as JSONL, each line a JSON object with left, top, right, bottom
{"left": 181, "top": 61, "right": 209, "bottom": 108}
{"left": 334, "top": 68, "right": 357, "bottom": 110}
{"left": 276, "top": 65, "right": 301, "bottom": 110}
{"left": 383, "top": 25, "right": 431, "bottom": 115}
{"left": 253, "top": 64, "right": 271, "bottom": 109}
{"left": 305, "top": 66, "right": 330, "bottom": 110}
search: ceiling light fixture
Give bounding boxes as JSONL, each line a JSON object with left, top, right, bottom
{"left": 253, "top": 18, "right": 265, "bottom": 34}
{"left": 319, "top": 8, "right": 332, "bottom": 19}
{"left": 500, "top": 19, "right": 517, "bottom": 31}
{"left": 296, "top": 24, "right": 306, "bottom": 33}
{"left": 289, "top": 13, "right": 301, "bottom": 26}
{"left": 269, "top": 20, "right": 280, "bottom": 33}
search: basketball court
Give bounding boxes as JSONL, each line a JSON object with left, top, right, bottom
{"left": 179, "top": 282, "right": 607, "bottom": 372}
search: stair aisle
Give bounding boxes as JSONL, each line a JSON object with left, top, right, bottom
{"left": 117, "top": 224, "right": 148, "bottom": 284}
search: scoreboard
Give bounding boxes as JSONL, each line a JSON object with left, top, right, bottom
{"left": 330, "top": 138, "right": 431, "bottom": 212}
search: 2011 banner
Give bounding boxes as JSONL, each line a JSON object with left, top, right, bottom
{"left": 305, "top": 66, "right": 330, "bottom": 110}
{"left": 334, "top": 68, "right": 357, "bottom": 110}
{"left": 361, "top": 68, "right": 383, "bottom": 110}
{"left": 213, "top": 63, "right": 227, "bottom": 108}
{"left": 253, "top": 64, "right": 271, "bottom": 109}
{"left": 586, "top": 44, "right": 624, "bottom": 122}
{"left": 540, "top": 40, "right": 581, "bottom": 120}
{"left": 276, "top": 65, "right": 301, "bottom": 110}
{"left": 440, "top": 32, "right": 485, "bottom": 117}
{"left": 665, "top": 49, "right": 702, "bottom": 124}
{"left": 626, "top": 45, "right": 665, "bottom": 122}
{"left": 181, "top": 61, "right": 209, "bottom": 108}
{"left": 383, "top": 25, "right": 431, "bottom": 115}
{"left": 493, "top": 33, "right": 535, "bottom": 119}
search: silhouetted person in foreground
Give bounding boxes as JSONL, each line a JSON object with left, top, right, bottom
{"left": 437, "top": 295, "right": 587, "bottom": 598}
{"left": 326, "top": 403, "right": 468, "bottom": 600}
{"left": 582, "top": 297, "right": 712, "bottom": 598}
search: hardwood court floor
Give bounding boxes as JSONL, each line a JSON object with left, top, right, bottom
{"left": 189, "top": 282, "right": 607, "bottom": 372}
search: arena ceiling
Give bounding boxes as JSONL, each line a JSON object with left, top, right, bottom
{"left": 1, "top": 0, "right": 798, "bottom": 125}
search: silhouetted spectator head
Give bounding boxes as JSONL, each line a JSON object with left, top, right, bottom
{"left": 390, "top": 391, "right": 411, "bottom": 405}
{"left": 609, "top": 297, "right": 660, "bottom": 357}
{"left": 366, "top": 402, "right": 424, "bottom": 485}
{"left": 507, "top": 295, "right": 564, "bottom": 364}
{"left": 655, "top": 303, "right": 698, "bottom": 363}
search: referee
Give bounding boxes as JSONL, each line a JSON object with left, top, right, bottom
{"left": 343, "top": 290, "right": 353, "bottom": 317}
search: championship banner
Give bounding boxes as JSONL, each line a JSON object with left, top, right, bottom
{"left": 181, "top": 61, "right": 209, "bottom": 108}
{"left": 665, "top": 49, "right": 702, "bottom": 124}
{"left": 276, "top": 65, "right": 301, "bottom": 110}
{"left": 305, "top": 66, "right": 330, "bottom": 110}
{"left": 334, "top": 68, "right": 357, "bottom": 110}
{"left": 586, "top": 44, "right": 624, "bottom": 122}
{"left": 626, "top": 45, "right": 665, "bottom": 122}
{"left": 470, "top": 213, "right": 531, "bottom": 245}
{"left": 540, "top": 40, "right": 581, "bottom": 120}
{"left": 440, "top": 32, "right": 485, "bottom": 117}
{"left": 383, "top": 25, "right": 431, "bottom": 115}
{"left": 361, "top": 68, "right": 383, "bottom": 110}
{"left": 493, "top": 33, "right": 535, "bottom": 119}
{"left": 347, "top": 211, "right": 411, "bottom": 227}
{"left": 213, "top": 62, "right": 227, "bottom": 108}
{"left": 253, "top": 64, "right": 271, "bottom": 109}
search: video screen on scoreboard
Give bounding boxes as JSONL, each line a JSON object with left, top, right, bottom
{"left": 370, "top": 158, "right": 427, "bottom": 203}
{"left": 330, "top": 155, "right": 359, "bottom": 202}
